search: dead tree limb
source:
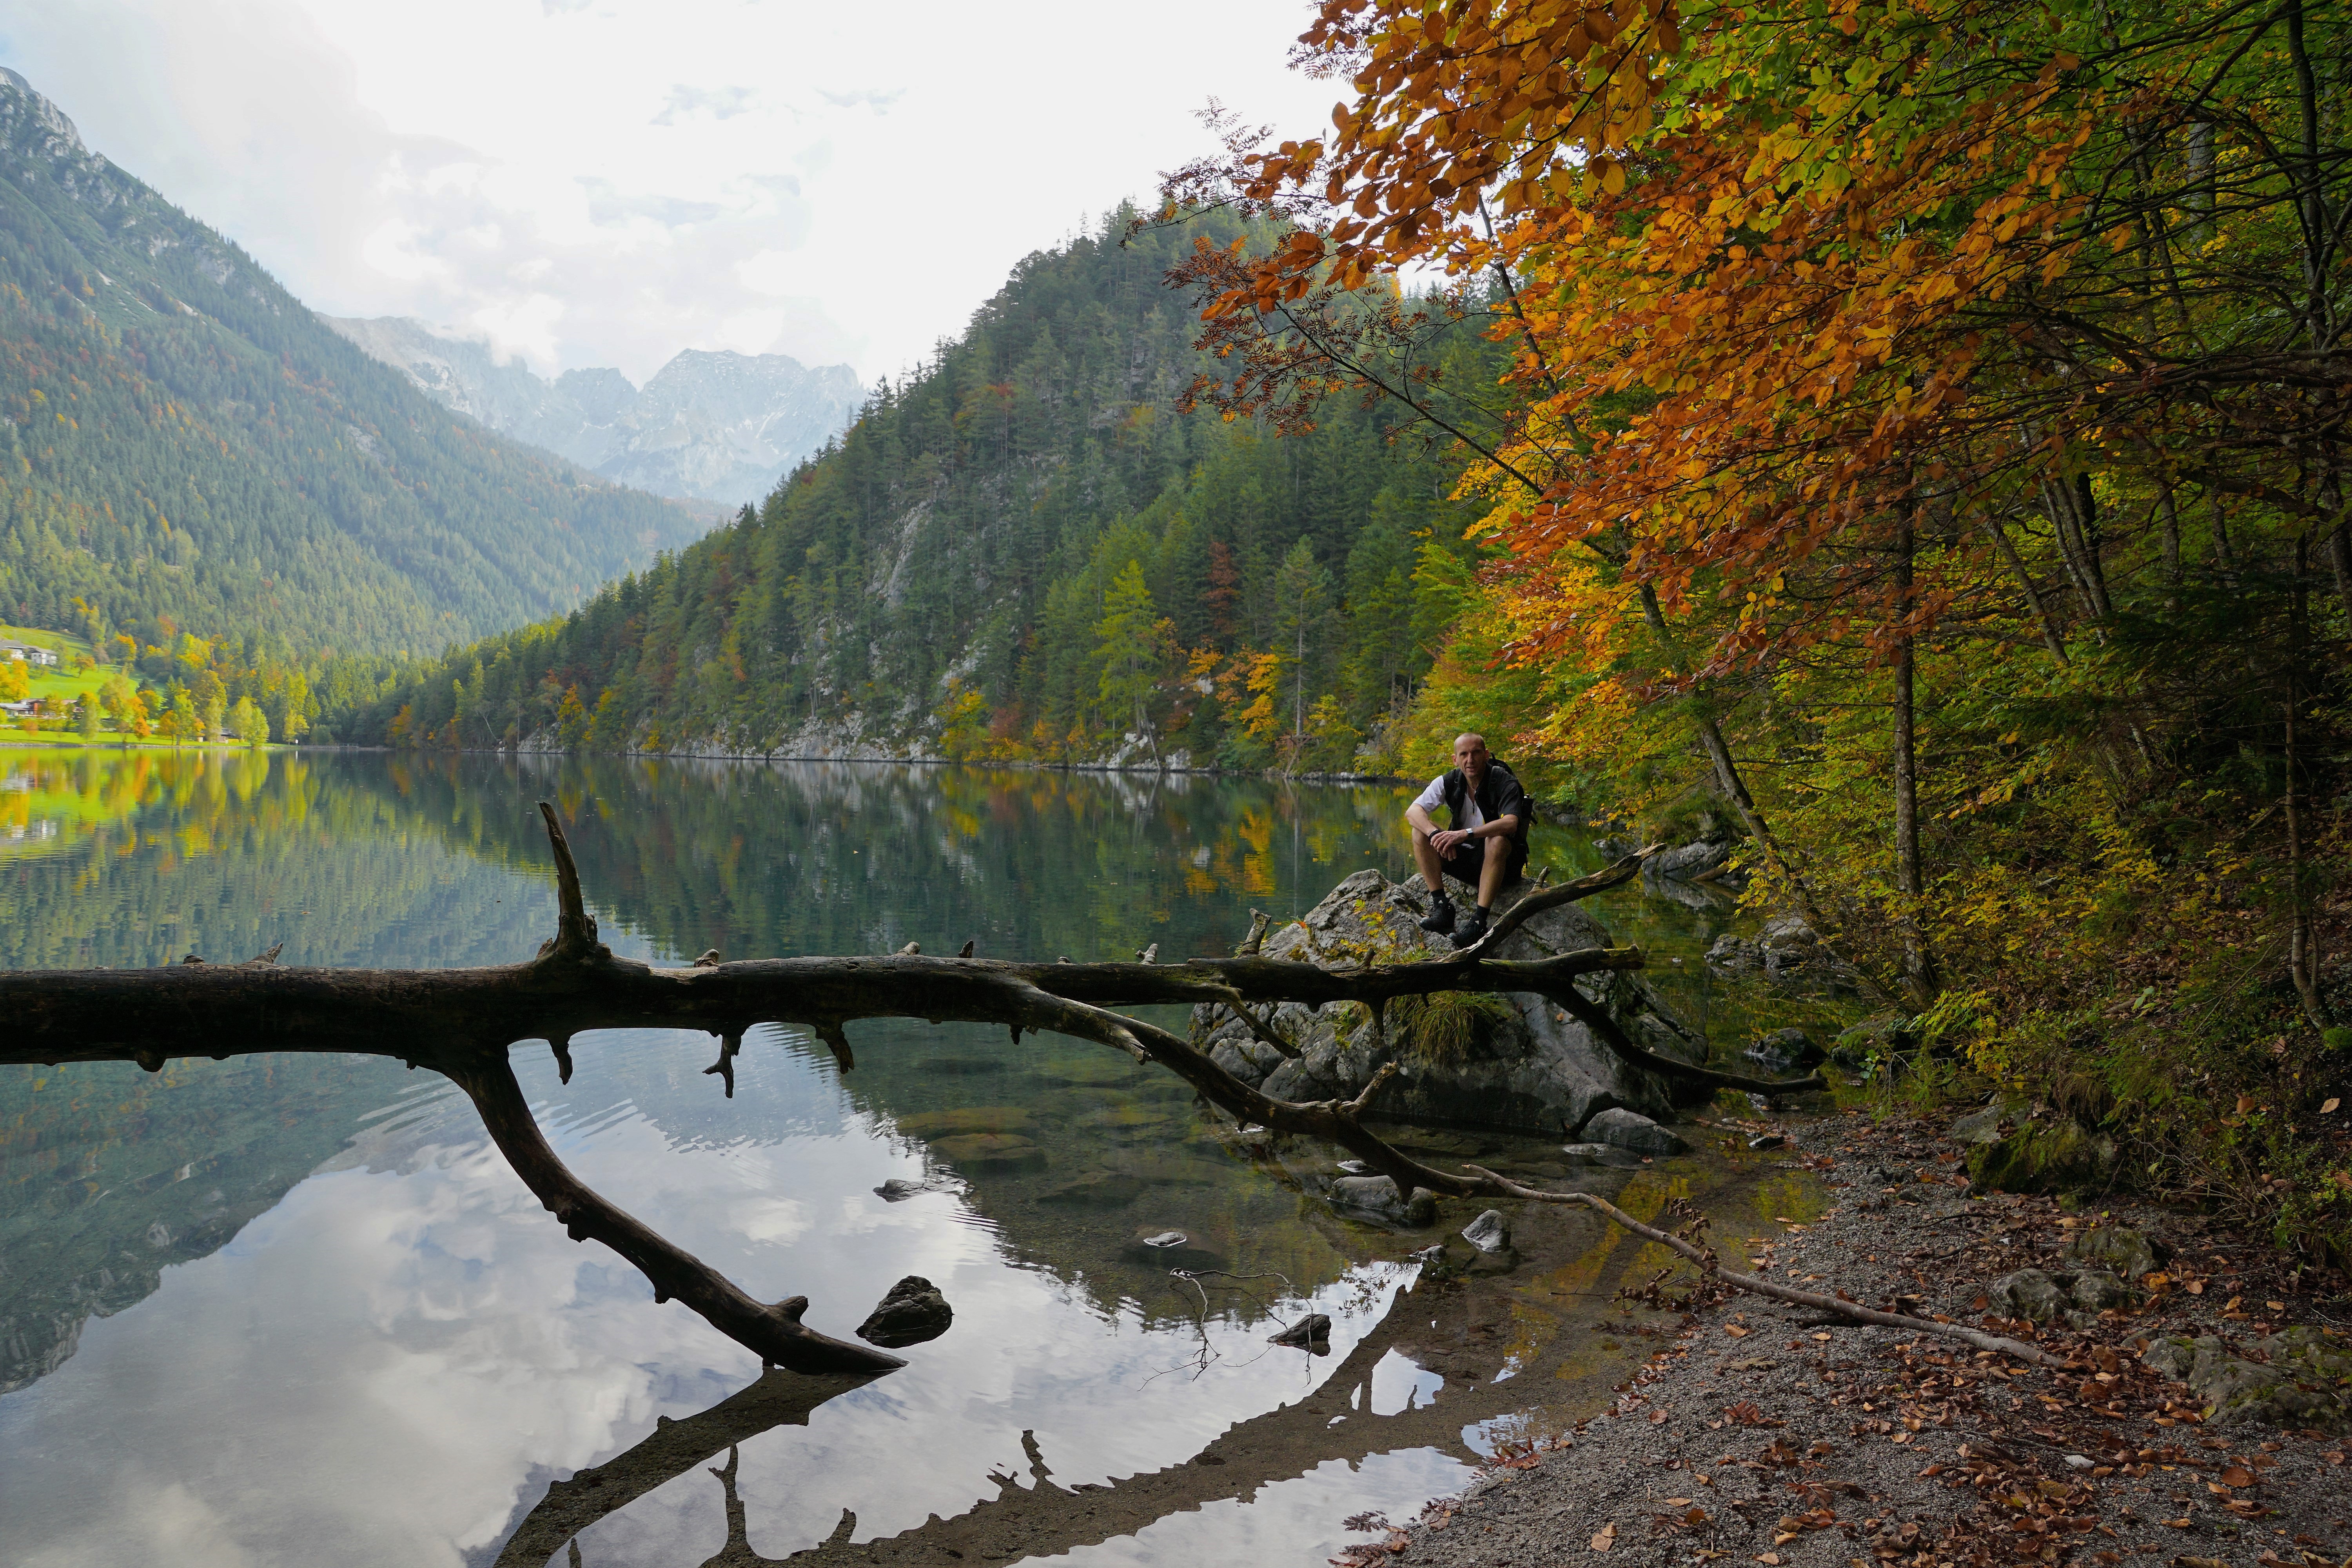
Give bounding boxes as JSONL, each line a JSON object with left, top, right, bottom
{"left": 446, "top": 1052, "right": 902, "bottom": 1373}
{"left": 1, "top": 807, "right": 1835, "bottom": 1379}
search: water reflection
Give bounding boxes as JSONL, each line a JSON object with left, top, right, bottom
{"left": 0, "top": 749, "right": 1820, "bottom": 1566}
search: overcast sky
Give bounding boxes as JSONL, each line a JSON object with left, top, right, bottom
{"left": 0, "top": 0, "right": 1336, "bottom": 387}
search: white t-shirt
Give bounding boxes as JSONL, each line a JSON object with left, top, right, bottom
{"left": 1414, "top": 774, "right": 1481, "bottom": 833}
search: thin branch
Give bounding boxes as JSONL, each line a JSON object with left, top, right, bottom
{"left": 1459, "top": 1168, "right": 2075, "bottom": 1367}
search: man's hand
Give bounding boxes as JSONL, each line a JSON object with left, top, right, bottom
{"left": 1430, "top": 827, "right": 1473, "bottom": 859}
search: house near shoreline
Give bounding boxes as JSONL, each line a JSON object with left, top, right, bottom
{"left": 1, "top": 639, "right": 59, "bottom": 667}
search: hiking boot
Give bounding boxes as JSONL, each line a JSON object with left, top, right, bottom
{"left": 1417, "top": 894, "right": 1457, "bottom": 935}
{"left": 1451, "top": 906, "right": 1489, "bottom": 949}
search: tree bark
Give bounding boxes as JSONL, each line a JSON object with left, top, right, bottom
{"left": 2285, "top": 535, "right": 2332, "bottom": 1030}
{"left": 1893, "top": 507, "right": 1940, "bottom": 1005}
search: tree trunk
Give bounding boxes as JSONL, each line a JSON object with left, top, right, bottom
{"left": 2286, "top": 535, "right": 2332, "bottom": 1030}
{"left": 1630, "top": 583, "right": 1900, "bottom": 1008}
{"left": 1893, "top": 509, "right": 1940, "bottom": 1005}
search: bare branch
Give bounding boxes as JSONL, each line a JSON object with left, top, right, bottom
{"left": 1460, "top": 1167, "right": 2074, "bottom": 1367}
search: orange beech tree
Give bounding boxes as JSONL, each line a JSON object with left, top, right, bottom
{"left": 1160, "top": 0, "right": 2352, "bottom": 1240}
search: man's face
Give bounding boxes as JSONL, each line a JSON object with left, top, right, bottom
{"left": 1454, "top": 737, "right": 1488, "bottom": 775}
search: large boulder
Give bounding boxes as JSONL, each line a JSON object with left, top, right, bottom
{"left": 1582, "top": 1106, "right": 1690, "bottom": 1155}
{"left": 1190, "top": 869, "right": 1690, "bottom": 1139}
{"left": 1643, "top": 838, "right": 1748, "bottom": 900}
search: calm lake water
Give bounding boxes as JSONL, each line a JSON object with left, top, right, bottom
{"left": 0, "top": 749, "right": 1828, "bottom": 1567}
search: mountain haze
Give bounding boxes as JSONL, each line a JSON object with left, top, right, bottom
{"left": 0, "top": 68, "right": 706, "bottom": 655}
{"left": 326, "top": 316, "right": 864, "bottom": 506}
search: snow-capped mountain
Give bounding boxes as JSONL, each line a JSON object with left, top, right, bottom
{"left": 327, "top": 316, "right": 864, "bottom": 505}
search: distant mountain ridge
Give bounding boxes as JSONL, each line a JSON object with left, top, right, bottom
{"left": 326, "top": 316, "right": 864, "bottom": 505}
{"left": 0, "top": 67, "right": 706, "bottom": 654}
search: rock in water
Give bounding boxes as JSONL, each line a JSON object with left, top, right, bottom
{"left": 1186, "top": 869, "right": 1695, "bottom": 1140}
{"left": 1744, "top": 1027, "right": 1822, "bottom": 1072}
{"left": 1644, "top": 838, "right": 1733, "bottom": 882}
{"left": 873, "top": 1178, "right": 929, "bottom": 1201}
{"left": 1581, "top": 1107, "right": 1689, "bottom": 1156}
{"left": 1560, "top": 1142, "right": 1647, "bottom": 1169}
{"left": 1269, "top": 1313, "right": 1332, "bottom": 1348}
{"left": 1328, "top": 1174, "right": 1438, "bottom": 1227}
{"left": 1460, "top": 1210, "right": 1512, "bottom": 1254}
{"left": 857, "top": 1275, "right": 953, "bottom": 1348}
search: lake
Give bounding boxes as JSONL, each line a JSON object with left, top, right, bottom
{"left": 0, "top": 748, "right": 1827, "bottom": 1567}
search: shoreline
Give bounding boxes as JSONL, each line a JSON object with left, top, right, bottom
{"left": 1347, "top": 1108, "right": 2352, "bottom": 1568}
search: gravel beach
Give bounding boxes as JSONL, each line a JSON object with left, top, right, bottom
{"left": 1340, "top": 1108, "right": 2352, "bottom": 1568}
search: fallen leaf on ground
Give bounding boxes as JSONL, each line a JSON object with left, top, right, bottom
{"left": 1591, "top": 1522, "right": 1617, "bottom": 1552}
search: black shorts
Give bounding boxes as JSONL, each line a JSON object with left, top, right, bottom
{"left": 1443, "top": 834, "right": 1527, "bottom": 889}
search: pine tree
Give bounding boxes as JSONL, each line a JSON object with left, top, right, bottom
{"left": 1093, "top": 560, "right": 1171, "bottom": 752}
{"left": 1271, "top": 537, "right": 1336, "bottom": 758}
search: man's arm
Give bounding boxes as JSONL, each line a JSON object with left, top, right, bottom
{"left": 1408, "top": 800, "right": 1469, "bottom": 857}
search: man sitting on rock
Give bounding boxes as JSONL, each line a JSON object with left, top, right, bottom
{"left": 1405, "top": 732, "right": 1531, "bottom": 947}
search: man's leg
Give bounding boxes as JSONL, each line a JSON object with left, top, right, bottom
{"left": 1410, "top": 826, "right": 1448, "bottom": 895}
{"left": 1412, "top": 827, "right": 1458, "bottom": 934}
{"left": 1476, "top": 839, "right": 1515, "bottom": 911}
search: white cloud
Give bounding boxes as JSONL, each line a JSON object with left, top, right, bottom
{"left": 652, "top": 83, "right": 759, "bottom": 125}
{"left": 0, "top": 0, "right": 1339, "bottom": 383}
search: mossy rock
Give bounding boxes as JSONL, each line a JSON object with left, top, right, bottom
{"left": 925, "top": 1056, "right": 1007, "bottom": 1076}
{"left": 1035, "top": 1173, "right": 1146, "bottom": 1209}
{"left": 1032, "top": 1058, "right": 1152, "bottom": 1089}
{"left": 1102, "top": 1152, "right": 1232, "bottom": 1186}
{"left": 929, "top": 1132, "right": 1048, "bottom": 1168}
{"left": 1077, "top": 1102, "right": 1183, "bottom": 1135}
{"left": 2143, "top": 1327, "right": 2352, "bottom": 1432}
{"left": 1966, "top": 1120, "right": 2117, "bottom": 1194}
{"left": 895, "top": 1107, "right": 1036, "bottom": 1140}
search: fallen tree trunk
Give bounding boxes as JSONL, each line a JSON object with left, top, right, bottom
{"left": 0, "top": 804, "right": 1851, "bottom": 1375}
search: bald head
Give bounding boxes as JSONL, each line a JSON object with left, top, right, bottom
{"left": 1452, "top": 733, "right": 1490, "bottom": 776}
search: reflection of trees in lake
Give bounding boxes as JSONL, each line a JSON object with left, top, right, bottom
{"left": 361, "top": 752, "right": 1400, "bottom": 967}
{"left": 2, "top": 753, "right": 1443, "bottom": 1396}
{"left": 0, "top": 748, "right": 551, "bottom": 1392}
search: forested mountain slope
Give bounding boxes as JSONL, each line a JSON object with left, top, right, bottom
{"left": 346, "top": 209, "right": 1487, "bottom": 768}
{"left": 0, "top": 69, "right": 704, "bottom": 656}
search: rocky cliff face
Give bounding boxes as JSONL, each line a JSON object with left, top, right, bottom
{"left": 326, "top": 318, "right": 862, "bottom": 505}
{"left": 1192, "top": 870, "right": 1708, "bottom": 1141}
